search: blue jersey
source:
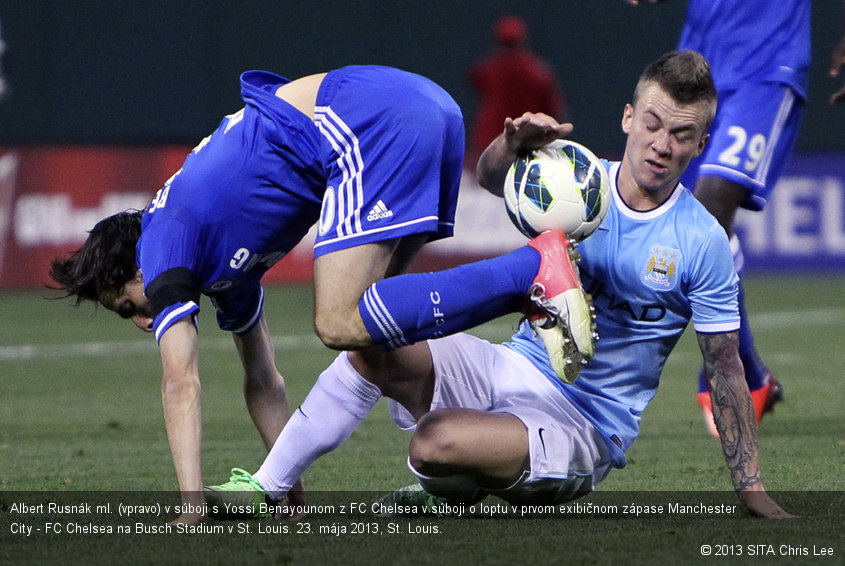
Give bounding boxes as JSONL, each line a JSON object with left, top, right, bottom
{"left": 678, "top": 0, "right": 810, "bottom": 97}
{"left": 677, "top": 0, "right": 810, "bottom": 209}
{"left": 137, "top": 66, "right": 464, "bottom": 341}
{"left": 506, "top": 161, "right": 739, "bottom": 467}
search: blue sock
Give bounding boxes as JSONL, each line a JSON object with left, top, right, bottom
{"left": 735, "top": 278, "right": 770, "bottom": 390}
{"left": 359, "top": 246, "right": 540, "bottom": 349}
{"left": 698, "top": 277, "right": 770, "bottom": 393}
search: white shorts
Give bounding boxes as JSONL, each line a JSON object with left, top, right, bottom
{"left": 388, "top": 333, "right": 613, "bottom": 505}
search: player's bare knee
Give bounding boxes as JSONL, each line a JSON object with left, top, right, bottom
{"left": 313, "top": 323, "right": 352, "bottom": 350}
{"left": 313, "top": 310, "right": 369, "bottom": 350}
{"left": 409, "top": 411, "right": 458, "bottom": 471}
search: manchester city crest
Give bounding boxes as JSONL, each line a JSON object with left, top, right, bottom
{"left": 643, "top": 245, "right": 680, "bottom": 290}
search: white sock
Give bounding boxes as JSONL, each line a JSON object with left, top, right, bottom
{"left": 254, "top": 352, "right": 382, "bottom": 493}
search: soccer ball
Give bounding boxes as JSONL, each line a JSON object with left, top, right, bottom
{"left": 503, "top": 140, "right": 610, "bottom": 241}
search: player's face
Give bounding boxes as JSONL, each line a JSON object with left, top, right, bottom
{"left": 620, "top": 83, "right": 710, "bottom": 202}
{"left": 100, "top": 273, "right": 154, "bottom": 333}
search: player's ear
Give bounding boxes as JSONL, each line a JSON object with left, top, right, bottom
{"left": 694, "top": 132, "right": 710, "bottom": 158}
{"left": 621, "top": 104, "right": 633, "bottom": 134}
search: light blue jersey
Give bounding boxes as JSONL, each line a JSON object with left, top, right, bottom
{"left": 506, "top": 161, "right": 739, "bottom": 467}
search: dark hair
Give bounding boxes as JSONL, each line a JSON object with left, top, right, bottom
{"left": 49, "top": 209, "right": 144, "bottom": 305}
{"left": 633, "top": 50, "right": 718, "bottom": 127}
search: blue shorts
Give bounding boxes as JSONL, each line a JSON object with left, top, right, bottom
{"left": 680, "top": 82, "right": 804, "bottom": 211}
{"left": 312, "top": 66, "right": 465, "bottom": 257}
{"left": 141, "top": 67, "right": 464, "bottom": 338}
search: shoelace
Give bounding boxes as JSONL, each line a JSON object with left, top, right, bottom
{"left": 529, "top": 285, "right": 561, "bottom": 329}
{"left": 226, "top": 468, "right": 263, "bottom": 491}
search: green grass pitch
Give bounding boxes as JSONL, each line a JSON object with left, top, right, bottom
{"left": 1, "top": 274, "right": 843, "bottom": 564}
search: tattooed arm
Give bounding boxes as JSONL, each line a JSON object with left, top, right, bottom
{"left": 697, "top": 331, "right": 794, "bottom": 518}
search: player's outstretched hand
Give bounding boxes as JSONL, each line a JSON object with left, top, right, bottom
{"left": 504, "top": 112, "right": 574, "bottom": 154}
{"left": 737, "top": 489, "right": 796, "bottom": 519}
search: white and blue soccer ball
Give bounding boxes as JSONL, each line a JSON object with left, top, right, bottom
{"left": 503, "top": 139, "right": 610, "bottom": 241}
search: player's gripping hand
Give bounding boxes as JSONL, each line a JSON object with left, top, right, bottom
{"left": 504, "top": 112, "right": 574, "bottom": 155}
{"left": 167, "top": 491, "right": 210, "bottom": 525}
{"left": 274, "top": 479, "right": 307, "bottom": 521}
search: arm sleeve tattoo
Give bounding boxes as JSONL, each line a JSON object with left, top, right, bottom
{"left": 697, "top": 331, "right": 762, "bottom": 491}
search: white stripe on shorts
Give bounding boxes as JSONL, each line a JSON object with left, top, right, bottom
{"left": 755, "top": 88, "right": 794, "bottom": 187}
{"left": 315, "top": 106, "right": 365, "bottom": 239}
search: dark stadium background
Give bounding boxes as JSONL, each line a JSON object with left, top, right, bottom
{"left": 0, "top": 0, "right": 842, "bottom": 152}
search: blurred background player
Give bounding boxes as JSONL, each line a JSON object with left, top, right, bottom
{"left": 208, "top": 51, "right": 792, "bottom": 520}
{"left": 628, "top": 0, "right": 845, "bottom": 436}
{"left": 466, "top": 15, "right": 565, "bottom": 164}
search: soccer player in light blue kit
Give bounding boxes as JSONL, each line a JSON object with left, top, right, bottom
{"left": 50, "top": 66, "right": 592, "bottom": 524}
{"left": 629, "top": 0, "right": 845, "bottom": 435}
{"left": 208, "top": 51, "right": 791, "bottom": 519}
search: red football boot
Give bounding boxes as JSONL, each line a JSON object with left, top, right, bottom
{"left": 524, "top": 230, "right": 597, "bottom": 384}
{"left": 698, "top": 374, "right": 784, "bottom": 438}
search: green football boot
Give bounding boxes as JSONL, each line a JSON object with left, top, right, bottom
{"left": 204, "top": 468, "right": 273, "bottom": 520}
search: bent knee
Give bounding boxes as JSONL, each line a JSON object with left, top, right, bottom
{"left": 313, "top": 309, "right": 371, "bottom": 350}
{"left": 409, "top": 411, "right": 462, "bottom": 472}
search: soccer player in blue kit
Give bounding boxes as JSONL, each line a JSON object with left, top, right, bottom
{"left": 208, "top": 51, "right": 791, "bottom": 519}
{"left": 50, "top": 66, "right": 593, "bottom": 524}
{"left": 628, "top": 0, "right": 845, "bottom": 435}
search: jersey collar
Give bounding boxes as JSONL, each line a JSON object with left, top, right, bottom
{"left": 610, "top": 161, "right": 685, "bottom": 221}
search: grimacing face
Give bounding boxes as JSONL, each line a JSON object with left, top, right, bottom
{"left": 621, "top": 82, "right": 711, "bottom": 199}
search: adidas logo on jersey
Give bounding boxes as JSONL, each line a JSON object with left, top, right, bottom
{"left": 367, "top": 200, "right": 394, "bottom": 221}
